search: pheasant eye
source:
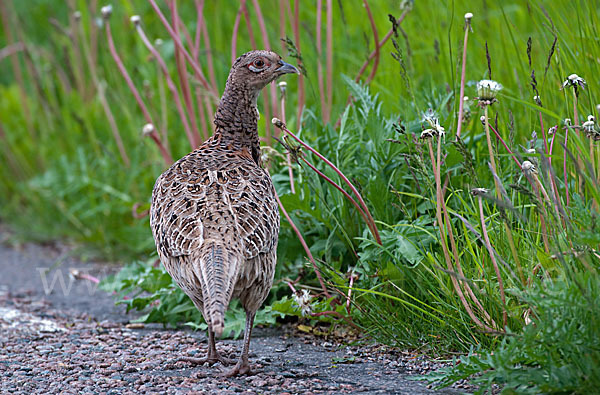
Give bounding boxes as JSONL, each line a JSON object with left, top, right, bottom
{"left": 248, "top": 58, "right": 268, "bottom": 72}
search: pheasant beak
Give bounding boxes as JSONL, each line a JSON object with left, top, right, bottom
{"left": 276, "top": 60, "right": 299, "bottom": 75}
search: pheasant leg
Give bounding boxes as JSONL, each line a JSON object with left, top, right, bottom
{"left": 179, "top": 328, "right": 235, "bottom": 366}
{"left": 223, "top": 311, "right": 255, "bottom": 376}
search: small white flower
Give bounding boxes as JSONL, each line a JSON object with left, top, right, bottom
{"left": 562, "top": 74, "right": 586, "bottom": 91}
{"left": 130, "top": 15, "right": 141, "bottom": 26}
{"left": 464, "top": 12, "right": 473, "bottom": 21}
{"left": 477, "top": 79, "right": 502, "bottom": 103}
{"left": 470, "top": 187, "right": 489, "bottom": 196}
{"left": 463, "top": 96, "right": 469, "bottom": 101}
{"left": 142, "top": 123, "right": 155, "bottom": 136}
{"left": 100, "top": 4, "right": 112, "bottom": 19}
{"left": 292, "top": 289, "right": 313, "bottom": 316}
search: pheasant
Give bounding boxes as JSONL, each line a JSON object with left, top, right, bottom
{"left": 150, "top": 50, "right": 298, "bottom": 376}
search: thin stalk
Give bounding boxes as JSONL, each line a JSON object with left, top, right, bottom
{"left": 170, "top": 0, "right": 202, "bottom": 146}
{"left": 148, "top": 0, "right": 216, "bottom": 97}
{"left": 293, "top": 0, "right": 305, "bottom": 125}
{"left": 275, "top": 193, "right": 331, "bottom": 298}
{"left": 231, "top": 3, "right": 244, "bottom": 64}
{"left": 134, "top": 22, "right": 199, "bottom": 148}
{"left": 484, "top": 106, "right": 501, "bottom": 194}
{"left": 325, "top": 0, "right": 333, "bottom": 116}
{"left": 362, "top": 0, "right": 379, "bottom": 85}
{"left": 273, "top": 119, "right": 382, "bottom": 245}
{"left": 280, "top": 86, "right": 295, "bottom": 193}
{"left": 455, "top": 17, "right": 471, "bottom": 139}
{"left": 477, "top": 196, "right": 507, "bottom": 327}
{"left": 564, "top": 126, "right": 570, "bottom": 206}
{"left": 104, "top": 19, "right": 171, "bottom": 164}
{"left": 316, "top": 0, "right": 327, "bottom": 122}
{"left": 355, "top": 9, "right": 409, "bottom": 82}
{"left": 426, "top": 138, "right": 495, "bottom": 332}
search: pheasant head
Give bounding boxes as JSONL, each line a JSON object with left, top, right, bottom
{"left": 229, "top": 50, "right": 299, "bottom": 90}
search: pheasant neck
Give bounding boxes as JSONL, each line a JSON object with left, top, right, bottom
{"left": 213, "top": 83, "right": 262, "bottom": 164}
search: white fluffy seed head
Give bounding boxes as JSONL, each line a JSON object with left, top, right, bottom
{"left": 464, "top": 12, "right": 473, "bottom": 21}
{"left": 477, "top": 79, "right": 502, "bottom": 101}
{"left": 73, "top": 11, "right": 82, "bottom": 21}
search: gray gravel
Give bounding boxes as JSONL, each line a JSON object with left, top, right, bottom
{"left": 0, "top": 232, "right": 467, "bottom": 394}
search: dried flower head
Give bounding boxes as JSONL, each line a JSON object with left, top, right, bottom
{"left": 100, "top": 4, "right": 112, "bottom": 20}
{"left": 271, "top": 117, "right": 285, "bottom": 129}
{"left": 464, "top": 12, "right": 473, "bottom": 21}
{"left": 420, "top": 129, "right": 435, "bottom": 139}
{"left": 526, "top": 148, "right": 536, "bottom": 155}
{"left": 533, "top": 95, "right": 542, "bottom": 106}
{"left": 547, "top": 126, "right": 557, "bottom": 136}
{"left": 130, "top": 15, "right": 141, "bottom": 26}
{"left": 470, "top": 187, "right": 489, "bottom": 196}
{"left": 142, "top": 123, "right": 155, "bottom": 136}
{"left": 292, "top": 289, "right": 313, "bottom": 316}
{"left": 420, "top": 109, "right": 446, "bottom": 137}
{"left": 476, "top": 79, "right": 502, "bottom": 105}
{"left": 399, "top": 0, "right": 414, "bottom": 12}
{"left": 73, "top": 11, "right": 82, "bottom": 21}
{"left": 562, "top": 74, "right": 586, "bottom": 92}
{"left": 522, "top": 160, "right": 537, "bottom": 175}
{"left": 278, "top": 81, "right": 287, "bottom": 95}
{"left": 154, "top": 38, "right": 164, "bottom": 46}
{"left": 564, "top": 118, "right": 572, "bottom": 127}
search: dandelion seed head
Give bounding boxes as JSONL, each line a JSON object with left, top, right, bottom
{"left": 271, "top": 117, "right": 284, "bottom": 128}
{"left": 464, "top": 12, "right": 473, "bottom": 20}
{"left": 562, "top": 74, "right": 586, "bottom": 91}
{"left": 73, "top": 11, "right": 82, "bottom": 21}
{"left": 526, "top": 148, "right": 536, "bottom": 154}
{"left": 477, "top": 79, "right": 502, "bottom": 104}
{"left": 292, "top": 289, "right": 313, "bottom": 317}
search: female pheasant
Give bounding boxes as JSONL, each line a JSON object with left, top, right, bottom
{"left": 150, "top": 50, "right": 298, "bottom": 376}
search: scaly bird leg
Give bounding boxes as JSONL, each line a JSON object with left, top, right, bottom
{"left": 179, "top": 328, "right": 235, "bottom": 366}
{"left": 223, "top": 311, "right": 255, "bottom": 376}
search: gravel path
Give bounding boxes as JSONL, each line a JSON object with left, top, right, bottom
{"left": 0, "top": 233, "right": 463, "bottom": 394}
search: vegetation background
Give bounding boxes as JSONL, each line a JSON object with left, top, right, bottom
{"left": 1, "top": 0, "right": 599, "bottom": 392}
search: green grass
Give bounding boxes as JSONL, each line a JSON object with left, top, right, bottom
{"left": 1, "top": 1, "right": 600, "bottom": 391}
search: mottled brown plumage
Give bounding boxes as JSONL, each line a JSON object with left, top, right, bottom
{"left": 150, "top": 50, "right": 298, "bottom": 376}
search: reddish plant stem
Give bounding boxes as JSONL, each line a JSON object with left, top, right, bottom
{"left": 280, "top": 90, "right": 296, "bottom": 193}
{"left": 325, "top": 0, "right": 333, "bottom": 117}
{"left": 293, "top": 0, "right": 305, "bottom": 125}
{"left": 193, "top": 0, "right": 203, "bottom": 57}
{"left": 250, "top": 0, "right": 277, "bottom": 141}
{"left": 455, "top": 19, "right": 471, "bottom": 139}
{"left": 200, "top": 11, "right": 218, "bottom": 95}
{"left": 477, "top": 196, "right": 507, "bottom": 327}
{"left": 231, "top": 3, "right": 244, "bottom": 64}
{"left": 169, "top": 0, "right": 202, "bottom": 146}
{"left": 275, "top": 193, "right": 331, "bottom": 298}
{"left": 362, "top": 0, "right": 380, "bottom": 85}
{"left": 354, "top": 9, "right": 409, "bottom": 82}
{"left": 135, "top": 23, "right": 199, "bottom": 148}
{"left": 316, "top": 0, "right": 327, "bottom": 122}
{"left": 148, "top": 0, "right": 215, "bottom": 97}
{"left": 487, "top": 123, "right": 522, "bottom": 170}
{"left": 276, "top": 121, "right": 382, "bottom": 245}
{"left": 564, "top": 127, "right": 570, "bottom": 206}
{"left": 279, "top": 0, "right": 286, "bottom": 51}
{"left": 104, "top": 20, "right": 172, "bottom": 164}
{"left": 300, "top": 155, "right": 368, "bottom": 222}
